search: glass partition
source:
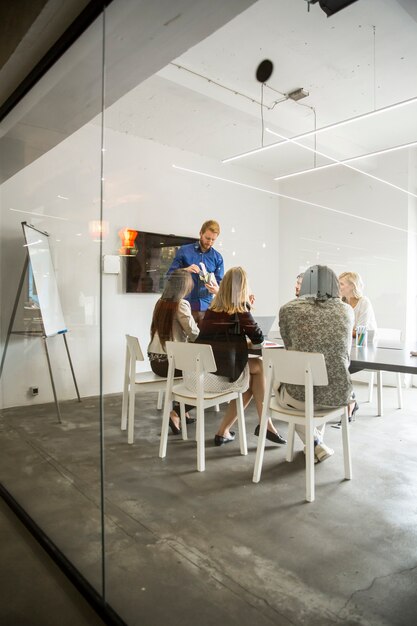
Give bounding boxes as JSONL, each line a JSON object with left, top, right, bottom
{"left": 1, "top": 1, "right": 417, "bottom": 625}
{"left": 0, "top": 12, "right": 106, "bottom": 595}
{"left": 100, "top": 1, "right": 417, "bottom": 624}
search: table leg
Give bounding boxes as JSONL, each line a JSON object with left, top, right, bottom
{"left": 377, "top": 370, "right": 383, "bottom": 416}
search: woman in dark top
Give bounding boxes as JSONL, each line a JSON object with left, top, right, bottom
{"left": 187, "top": 266, "right": 286, "bottom": 447}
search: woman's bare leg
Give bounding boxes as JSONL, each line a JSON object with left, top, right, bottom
{"left": 170, "top": 410, "right": 180, "bottom": 430}
{"left": 348, "top": 400, "right": 356, "bottom": 417}
{"left": 216, "top": 358, "right": 280, "bottom": 437}
{"left": 249, "top": 358, "right": 280, "bottom": 434}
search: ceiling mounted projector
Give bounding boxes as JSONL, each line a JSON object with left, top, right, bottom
{"left": 307, "top": 0, "right": 359, "bottom": 17}
{"left": 287, "top": 88, "right": 309, "bottom": 101}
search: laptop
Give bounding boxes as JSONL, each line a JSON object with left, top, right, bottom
{"left": 254, "top": 316, "right": 276, "bottom": 338}
{"left": 375, "top": 337, "right": 404, "bottom": 350}
{"left": 374, "top": 329, "right": 404, "bottom": 350}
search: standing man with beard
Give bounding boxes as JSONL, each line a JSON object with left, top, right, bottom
{"left": 167, "top": 220, "right": 224, "bottom": 325}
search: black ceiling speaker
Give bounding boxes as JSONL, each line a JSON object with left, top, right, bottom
{"left": 256, "top": 59, "right": 274, "bottom": 83}
{"left": 309, "top": 0, "right": 359, "bottom": 17}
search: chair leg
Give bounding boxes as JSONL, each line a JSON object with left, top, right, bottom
{"left": 341, "top": 407, "right": 352, "bottom": 480}
{"left": 377, "top": 371, "right": 383, "bottom": 416}
{"left": 157, "top": 390, "right": 164, "bottom": 410}
{"left": 159, "top": 395, "right": 171, "bottom": 459}
{"left": 127, "top": 386, "right": 136, "bottom": 444}
{"left": 196, "top": 401, "right": 205, "bottom": 472}
{"left": 236, "top": 394, "right": 247, "bottom": 456}
{"left": 396, "top": 373, "right": 403, "bottom": 409}
{"left": 179, "top": 402, "right": 188, "bottom": 440}
{"left": 368, "top": 371, "right": 375, "bottom": 403}
{"left": 121, "top": 347, "right": 131, "bottom": 431}
{"left": 305, "top": 419, "right": 315, "bottom": 503}
{"left": 252, "top": 405, "right": 269, "bottom": 483}
{"left": 286, "top": 424, "right": 296, "bottom": 462}
{"left": 121, "top": 384, "right": 128, "bottom": 431}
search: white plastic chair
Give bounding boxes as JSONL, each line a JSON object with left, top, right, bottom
{"left": 159, "top": 341, "right": 247, "bottom": 472}
{"left": 367, "top": 328, "right": 403, "bottom": 415}
{"left": 253, "top": 349, "right": 352, "bottom": 502}
{"left": 121, "top": 335, "right": 181, "bottom": 444}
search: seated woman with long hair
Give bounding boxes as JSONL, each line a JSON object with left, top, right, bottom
{"left": 338, "top": 271, "right": 377, "bottom": 336}
{"left": 339, "top": 271, "right": 377, "bottom": 389}
{"left": 147, "top": 269, "right": 199, "bottom": 434}
{"left": 191, "top": 266, "right": 286, "bottom": 447}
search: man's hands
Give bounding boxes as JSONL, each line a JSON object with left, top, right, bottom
{"left": 206, "top": 283, "right": 219, "bottom": 295}
{"left": 185, "top": 265, "right": 219, "bottom": 295}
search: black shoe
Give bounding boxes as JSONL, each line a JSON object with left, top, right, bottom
{"left": 169, "top": 417, "right": 181, "bottom": 435}
{"left": 214, "top": 431, "right": 236, "bottom": 446}
{"left": 254, "top": 424, "right": 287, "bottom": 445}
{"left": 186, "top": 416, "right": 196, "bottom": 425}
{"left": 350, "top": 401, "right": 359, "bottom": 421}
{"left": 333, "top": 402, "right": 359, "bottom": 428}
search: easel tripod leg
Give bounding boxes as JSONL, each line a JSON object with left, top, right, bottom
{"left": 43, "top": 337, "right": 62, "bottom": 423}
{"left": 0, "top": 257, "right": 28, "bottom": 379}
{"left": 63, "top": 334, "right": 81, "bottom": 402}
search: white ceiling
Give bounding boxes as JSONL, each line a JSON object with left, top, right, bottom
{"left": 104, "top": 0, "right": 417, "bottom": 188}
{"left": 0, "top": 0, "right": 255, "bottom": 183}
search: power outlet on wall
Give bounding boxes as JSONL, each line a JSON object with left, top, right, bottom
{"left": 30, "top": 386, "right": 39, "bottom": 396}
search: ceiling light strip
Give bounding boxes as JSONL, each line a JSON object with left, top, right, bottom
{"left": 222, "top": 94, "right": 417, "bottom": 163}
{"left": 267, "top": 128, "right": 417, "bottom": 198}
{"left": 273, "top": 139, "right": 417, "bottom": 182}
{"left": 9, "top": 208, "right": 69, "bottom": 221}
{"left": 223, "top": 141, "right": 282, "bottom": 163}
{"left": 172, "top": 165, "right": 412, "bottom": 234}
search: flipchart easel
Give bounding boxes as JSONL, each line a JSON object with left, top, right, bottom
{"left": 0, "top": 223, "right": 81, "bottom": 422}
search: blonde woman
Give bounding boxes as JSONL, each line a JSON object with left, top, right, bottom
{"left": 339, "top": 272, "right": 377, "bottom": 335}
{"left": 339, "top": 270, "right": 377, "bottom": 419}
{"left": 148, "top": 270, "right": 199, "bottom": 434}
{"left": 192, "top": 266, "right": 286, "bottom": 447}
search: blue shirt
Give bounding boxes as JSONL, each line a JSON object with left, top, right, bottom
{"left": 167, "top": 241, "right": 224, "bottom": 311}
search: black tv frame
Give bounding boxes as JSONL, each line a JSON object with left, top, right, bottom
{"left": 125, "top": 230, "right": 196, "bottom": 293}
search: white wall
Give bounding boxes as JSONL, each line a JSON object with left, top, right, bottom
{"left": 101, "top": 128, "right": 280, "bottom": 395}
{"left": 406, "top": 151, "right": 417, "bottom": 386}
{"left": 3, "top": 119, "right": 417, "bottom": 408}
{"left": 0, "top": 122, "right": 103, "bottom": 409}
{"left": 0, "top": 123, "right": 280, "bottom": 408}
{"left": 276, "top": 156, "right": 417, "bottom": 388}
{"left": 278, "top": 161, "right": 410, "bottom": 332}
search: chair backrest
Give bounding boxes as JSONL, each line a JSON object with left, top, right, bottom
{"left": 126, "top": 334, "right": 145, "bottom": 362}
{"left": 262, "top": 349, "right": 328, "bottom": 387}
{"left": 165, "top": 341, "right": 217, "bottom": 374}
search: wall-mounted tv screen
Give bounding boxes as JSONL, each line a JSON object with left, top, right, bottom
{"left": 125, "top": 231, "right": 196, "bottom": 293}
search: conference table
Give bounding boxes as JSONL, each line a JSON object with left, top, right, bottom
{"left": 350, "top": 343, "right": 417, "bottom": 416}
{"left": 251, "top": 340, "right": 417, "bottom": 417}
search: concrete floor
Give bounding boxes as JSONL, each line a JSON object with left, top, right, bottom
{"left": 0, "top": 498, "right": 105, "bottom": 626}
{"left": 0, "top": 383, "right": 416, "bottom": 625}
